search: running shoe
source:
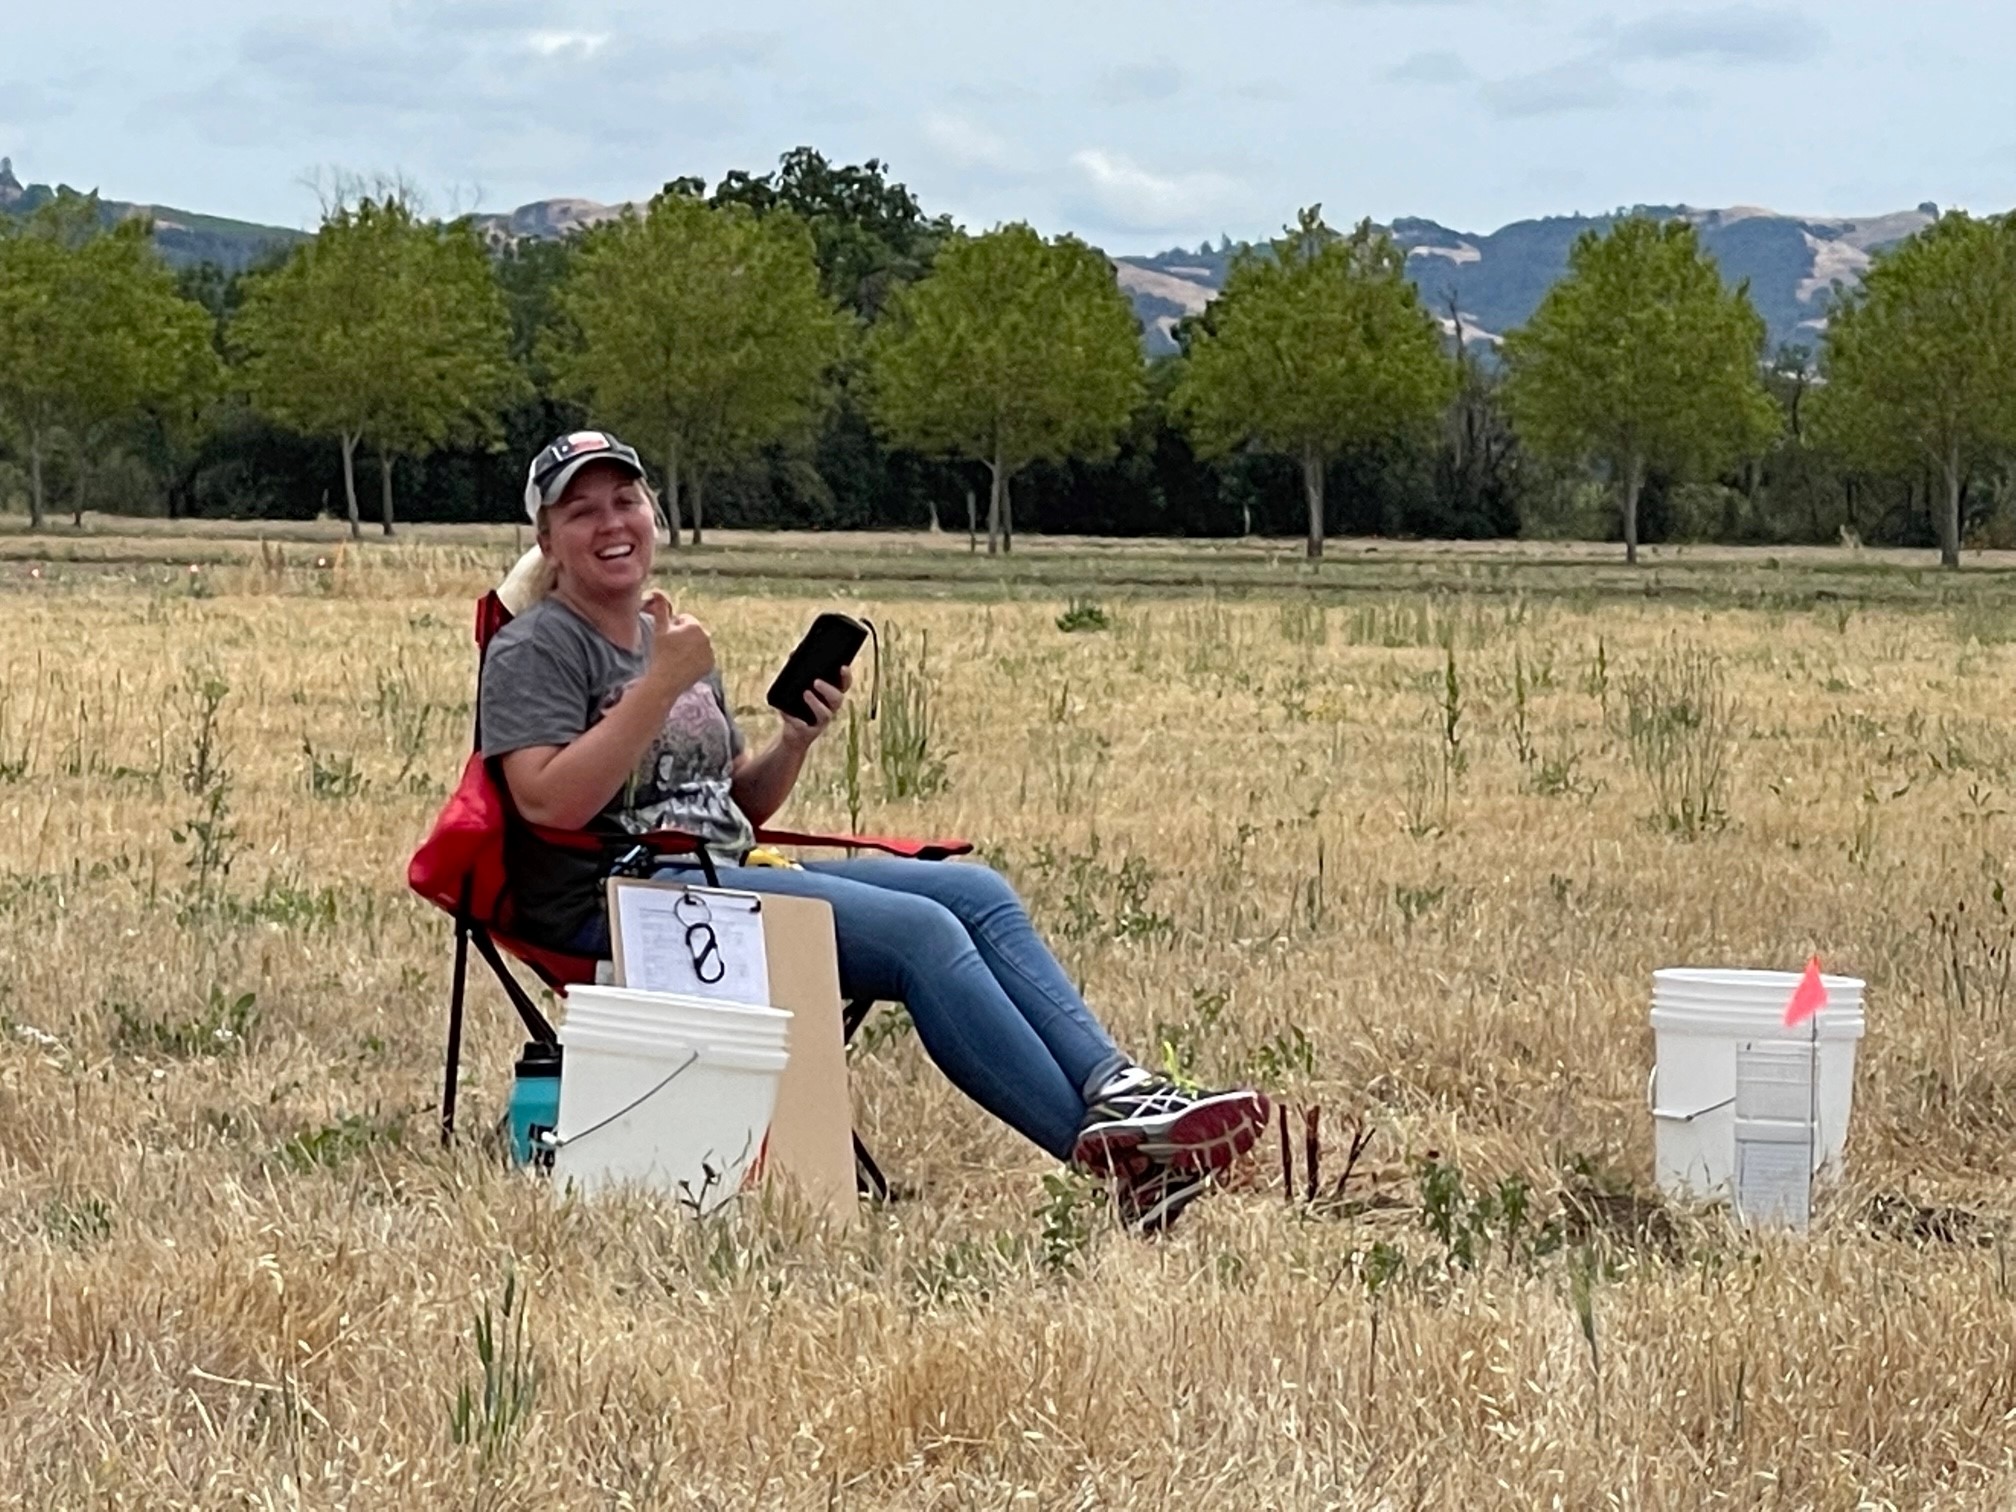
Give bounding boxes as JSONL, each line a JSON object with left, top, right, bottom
{"left": 1113, "top": 1161, "right": 1212, "bottom": 1235}
{"left": 1071, "top": 1067, "right": 1270, "bottom": 1177}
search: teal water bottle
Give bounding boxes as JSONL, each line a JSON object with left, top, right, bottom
{"left": 508, "top": 1041, "right": 561, "bottom": 1170}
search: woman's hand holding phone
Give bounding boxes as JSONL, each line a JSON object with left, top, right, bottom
{"left": 779, "top": 664, "right": 851, "bottom": 750}
{"left": 766, "top": 612, "right": 869, "bottom": 736}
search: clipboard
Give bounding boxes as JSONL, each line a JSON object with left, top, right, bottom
{"left": 603, "top": 876, "right": 858, "bottom": 1223}
{"left": 607, "top": 880, "right": 771, "bottom": 1005}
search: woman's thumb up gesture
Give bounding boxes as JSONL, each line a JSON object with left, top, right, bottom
{"left": 643, "top": 590, "right": 714, "bottom": 697}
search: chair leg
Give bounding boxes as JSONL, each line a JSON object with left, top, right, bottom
{"left": 442, "top": 915, "right": 472, "bottom": 1144}
{"left": 853, "top": 1131, "right": 891, "bottom": 1203}
{"left": 444, "top": 923, "right": 557, "bottom": 1148}
{"left": 842, "top": 998, "right": 895, "bottom": 1201}
{"left": 469, "top": 926, "right": 559, "bottom": 1044}
{"left": 842, "top": 997, "right": 874, "bottom": 1043}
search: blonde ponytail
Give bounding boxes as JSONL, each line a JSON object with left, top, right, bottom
{"left": 497, "top": 543, "right": 559, "bottom": 614}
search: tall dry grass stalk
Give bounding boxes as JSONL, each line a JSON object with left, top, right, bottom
{"left": 0, "top": 537, "right": 2014, "bottom": 1507}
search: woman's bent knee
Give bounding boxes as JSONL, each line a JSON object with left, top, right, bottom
{"left": 958, "top": 862, "right": 1020, "bottom": 904}
{"left": 894, "top": 893, "right": 973, "bottom": 952}
{"left": 837, "top": 891, "right": 972, "bottom": 986}
{"left": 924, "top": 861, "right": 1026, "bottom": 925}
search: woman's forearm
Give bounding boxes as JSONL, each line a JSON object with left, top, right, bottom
{"left": 731, "top": 735, "right": 810, "bottom": 828}
{"left": 501, "top": 679, "right": 683, "bottom": 829}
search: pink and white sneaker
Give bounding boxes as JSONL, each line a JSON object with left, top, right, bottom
{"left": 1071, "top": 1068, "right": 1270, "bottom": 1178}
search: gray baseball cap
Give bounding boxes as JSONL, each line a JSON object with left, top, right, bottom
{"left": 522, "top": 430, "right": 647, "bottom": 521}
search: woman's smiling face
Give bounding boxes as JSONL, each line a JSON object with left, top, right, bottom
{"left": 540, "top": 462, "right": 655, "bottom": 600}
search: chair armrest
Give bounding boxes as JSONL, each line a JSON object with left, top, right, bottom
{"left": 614, "top": 827, "right": 975, "bottom": 862}
{"left": 754, "top": 827, "right": 974, "bottom": 861}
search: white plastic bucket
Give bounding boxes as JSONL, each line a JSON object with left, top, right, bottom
{"left": 559, "top": 1003, "right": 790, "bottom": 1050}
{"left": 561, "top": 989, "right": 793, "bottom": 1053}
{"left": 1649, "top": 968, "right": 1866, "bottom": 1204}
{"left": 551, "top": 987, "right": 793, "bottom": 1214}
{"left": 563, "top": 986, "right": 792, "bottom": 1036}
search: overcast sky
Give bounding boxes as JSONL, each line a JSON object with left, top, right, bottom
{"left": 4, "top": 0, "right": 2010, "bottom": 251}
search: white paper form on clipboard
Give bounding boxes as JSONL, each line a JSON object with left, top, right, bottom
{"left": 607, "top": 879, "right": 772, "bottom": 1005}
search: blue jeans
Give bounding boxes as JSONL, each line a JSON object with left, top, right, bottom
{"left": 573, "top": 858, "right": 1129, "bottom": 1159}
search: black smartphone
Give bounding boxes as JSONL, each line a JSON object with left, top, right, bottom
{"left": 766, "top": 612, "right": 869, "bottom": 723}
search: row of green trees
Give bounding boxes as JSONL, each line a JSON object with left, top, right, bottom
{"left": 4, "top": 151, "right": 2016, "bottom": 565}
{"left": 234, "top": 196, "right": 520, "bottom": 536}
{"left": 1505, "top": 212, "right": 2016, "bottom": 570}
{"left": 0, "top": 197, "right": 215, "bottom": 528}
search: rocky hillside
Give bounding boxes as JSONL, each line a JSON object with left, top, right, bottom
{"left": 0, "top": 159, "right": 1938, "bottom": 355}
{"left": 0, "top": 158, "right": 306, "bottom": 271}
{"left": 1118, "top": 203, "right": 1940, "bottom": 356}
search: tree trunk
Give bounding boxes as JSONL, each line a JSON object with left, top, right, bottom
{"left": 690, "top": 472, "right": 704, "bottom": 547}
{"left": 27, "top": 430, "right": 45, "bottom": 531}
{"left": 985, "top": 451, "right": 1003, "bottom": 557}
{"left": 1302, "top": 444, "right": 1325, "bottom": 560}
{"left": 1002, "top": 475, "right": 1014, "bottom": 554}
{"left": 965, "top": 484, "right": 978, "bottom": 554}
{"left": 661, "top": 437, "right": 682, "bottom": 547}
{"left": 1621, "top": 450, "right": 1645, "bottom": 567}
{"left": 70, "top": 446, "right": 86, "bottom": 529}
{"left": 925, "top": 494, "right": 941, "bottom": 533}
{"left": 378, "top": 450, "right": 396, "bottom": 537}
{"left": 340, "top": 432, "right": 361, "bottom": 542}
{"left": 1940, "top": 442, "right": 1962, "bottom": 570}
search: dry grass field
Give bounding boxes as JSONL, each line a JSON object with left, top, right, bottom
{"left": 5, "top": 528, "right": 2016, "bottom": 1509}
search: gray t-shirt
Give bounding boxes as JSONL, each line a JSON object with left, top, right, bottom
{"left": 478, "top": 596, "right": 751, "bottom": 947}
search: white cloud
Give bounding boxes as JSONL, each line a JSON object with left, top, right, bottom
{"left": 1387, "top": 49, "right": 1473, "bottom": 84}
{"left": 1225, "top": 78, "right": 1294, "bottom": 103}
{"left": 1066, "top": 148, "right": 1238, "bottom": 234}
{"left": 1482, "top": 62, "right": 1625, "bottom": 118}
{"left": 523, "top": 30, "right": 609, "bottom": 60}
{"left": 157, "top": 11, "right": 756, "bottom": 197}
{"left": 0, "top": 79, "right": 74, "bottom": 123}
{"left": 922, "top": 111, "right": 1027, "bottom": 175}
{"left": 1607, "top": 6, "right": 1824, "bottom": 66}
{"left": 1095, "top": 63, "right": 1185, "bottom": 105}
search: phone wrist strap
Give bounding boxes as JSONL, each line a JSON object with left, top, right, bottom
{"left": 865, "top": 618, "right": 879, "bottom": 721}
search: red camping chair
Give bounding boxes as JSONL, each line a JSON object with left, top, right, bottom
{"left": 407, "top": 588, "right": 971, "bottom": 1201}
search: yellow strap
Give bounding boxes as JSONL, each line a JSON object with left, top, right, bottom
{"left": 743, "top": 846, "right": 803, "bottom": 871}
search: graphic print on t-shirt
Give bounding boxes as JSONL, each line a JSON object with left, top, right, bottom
{"left": 602, "top": 678, "right": 753, "bottom": 852}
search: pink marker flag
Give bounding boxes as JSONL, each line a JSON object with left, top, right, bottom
{"left": 1783, "top": 956, "right": 1828, "bottom": 1028}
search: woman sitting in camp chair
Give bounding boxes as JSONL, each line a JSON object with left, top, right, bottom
{"left": 480, "top": 430, "right": 1270, "bottom": 1233}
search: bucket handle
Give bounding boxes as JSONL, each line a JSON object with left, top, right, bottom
{"left": 1647, "top": 1067, "right": 1736, "bottom": 1123}
{"left": 548, "top": 1049, "right": 698, "bottom": 1150}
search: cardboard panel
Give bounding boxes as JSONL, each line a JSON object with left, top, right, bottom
{"left": 750, "top": 892, "right": 859, "bottom": 1224}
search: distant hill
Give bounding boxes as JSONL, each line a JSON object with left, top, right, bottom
{"left": 1118, "top": 203, "right": 1940, "bottom": 356}
{"left": 0, "top": 158, "right": 306, "bottom": 271}
{"left": 0, "top": 158, "right": 1939, "bottom": 355}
